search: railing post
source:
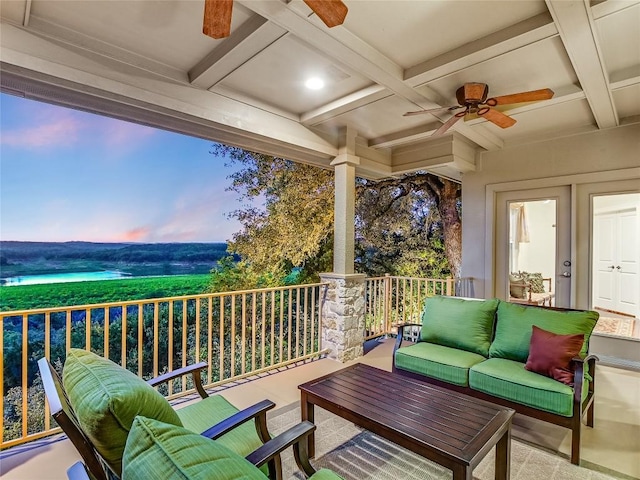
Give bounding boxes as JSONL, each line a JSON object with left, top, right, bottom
{"left": 383, "top": 274, "right": 391, "bottom": 334}
{"left": 446, "top": 277, "right": 453, "bottom": 296}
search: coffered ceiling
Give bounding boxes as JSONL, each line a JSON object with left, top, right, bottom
{"left": 1, "top": 0, "right": 639, "bottom": 180}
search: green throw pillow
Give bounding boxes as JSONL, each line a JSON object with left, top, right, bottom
{"left": 489, "top": 302, "right": 599, "bottom": 363}
{"left": 122, "top": 416, "right": 265, "bottom": 480}
{"left": 62, "top": 349, "right": 182, "bottom": 477}
{"left": 419, "top": 296, "right": 499, "bottom": 357}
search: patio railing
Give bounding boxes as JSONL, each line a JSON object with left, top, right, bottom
{"left": 0, "top": 282, "right": 328, "bottom": 449}
{"left": 364, "top": 275, "right": 456, "bottom": 340}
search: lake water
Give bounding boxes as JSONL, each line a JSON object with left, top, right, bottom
{"left": 2, "top": 271, "right": 131, "bottom": 286}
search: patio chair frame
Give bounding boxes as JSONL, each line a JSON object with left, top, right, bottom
{"left": 38, "top": 357, "right": 279, "bottom": 480}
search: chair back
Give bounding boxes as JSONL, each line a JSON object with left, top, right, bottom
{"left": 37, "top": 358, "right": 113, "bottom": 480}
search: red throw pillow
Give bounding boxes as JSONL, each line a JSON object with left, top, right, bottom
{"left": 524, "top": 326, "right": 585, "bottom": 385}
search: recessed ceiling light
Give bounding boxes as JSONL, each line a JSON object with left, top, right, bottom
{"left": 305, "top": 77, "right": 325, "bottom": 90}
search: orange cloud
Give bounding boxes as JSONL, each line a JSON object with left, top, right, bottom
{"left": 118, "top": 227, "right": 151, "bottom": 242}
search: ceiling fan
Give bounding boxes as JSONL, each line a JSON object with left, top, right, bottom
{"left": 404, "top": 83, "right": 554, "bottom": 136}
{"left": 203, "top": 0, "right": 348, "bottom": 39}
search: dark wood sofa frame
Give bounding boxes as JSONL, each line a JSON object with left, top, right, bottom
{"left": 391, "top": 304, "right": 597, "bottom": 466}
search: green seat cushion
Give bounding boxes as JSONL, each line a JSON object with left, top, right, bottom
{"left": 419, "top": 296, "right": 499, "bottom": 357}
{"left": 122, "top": 416, "right": 265, "bottom": 480}
{"left": 176, "top": 395, "right": 266, "bottom": 473}
{"left": 62, "top": 349, "right": 181, "bottom": 476}
{"left": 123, "top": 416, "right": 345, "bottom": 480}
{"left": 395, "top": 343, "right": 487, "bottom": 387}
{"left": 469, "top": 358, "right": 589, "bottom": 417}
{"left": 489, "top": 302, "right": 598, "bottom": 363}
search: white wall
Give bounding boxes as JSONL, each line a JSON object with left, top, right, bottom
{"left": 461, "top": 123, "right": 640, "bottom": 301}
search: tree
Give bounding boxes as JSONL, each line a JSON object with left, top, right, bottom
{"left": 357, "top": 174, "right": 461, "bottom": 278}
{"left": 210, "top": 145, "right": 462, "bottom": 287}
{"left": 211, "top": 145, "right": 334, "bottom": 286}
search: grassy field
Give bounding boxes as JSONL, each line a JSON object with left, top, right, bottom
{"left": 0, "top": 274, "right": 211, "bottom": 311}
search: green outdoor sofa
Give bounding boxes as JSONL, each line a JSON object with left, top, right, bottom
{"left": 392, "top": 296, "right": 599, "bottom": 465}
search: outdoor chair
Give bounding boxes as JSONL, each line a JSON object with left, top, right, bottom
{"left": 66, "top": 416, "right": 344, "bottom": 480}
{"left": 38, "top": 349, "right": 281, "bottom": 480}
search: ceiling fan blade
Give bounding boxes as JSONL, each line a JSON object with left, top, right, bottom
{"left": 487, "top": 88, "right": 554, "bottom": 106}
{"left": 478, "top": 108, "right": 517, "bottom": 128}
{"left": 303, "top": 0, "right": 348, "bottom": 28}
{"left": 432, "top": 114, "right": 463, "bottom": 136}
{"left": 203, "top": 0, "right": 233, "bottom": 39}
{"left": 403, "top": 105, "right": 460, "bottom": 117}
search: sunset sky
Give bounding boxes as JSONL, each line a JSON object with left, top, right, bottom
{"left": 0, "top": 93, "right": 252, "bottom": 243}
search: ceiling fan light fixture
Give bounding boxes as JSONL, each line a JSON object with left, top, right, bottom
{"left": 305, "top": 77, "right": 325, "bottom": 90}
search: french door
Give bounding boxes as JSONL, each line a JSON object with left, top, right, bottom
{"left": 495, "top": 186, "right": 572, "bottom": 307}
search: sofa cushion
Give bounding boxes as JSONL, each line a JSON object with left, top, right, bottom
{"left": 122, "top": 416, "right": 266, "bottom": 480}
{"left": 525, "top": 326, "right": 585, "bottom": 385}
{"left": 395, "top": 343, "right": 487, "bottom": 387}
{"left": 176, "top": 394, "right": 265, "bottom": 469}
{"left": 489, "top": 302, "right": 598, "bottom": 363}
{"left": 419, "top": 296, "right": 499, "bottom": 357}
{"left": 469, "top": 358, "right": 589, "bottom": 417}
{"left": 63, "top": 348, "right": 182, "bottom": 476}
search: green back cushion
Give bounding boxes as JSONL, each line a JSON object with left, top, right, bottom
{"left": 122, "top": 416, "right": 265, "bottom": 480}
{"left": 419, "top": 296, "right": 499, "bottom": 357}
{"left": 489, "top": 302, "right": 599, "bottom": 362}
{"left": 63, "top": 349, "right": 182, "bottom": 476}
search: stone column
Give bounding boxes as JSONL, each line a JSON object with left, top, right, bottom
{"left": 319, "top": 272, "right": 366, "bottom": 362}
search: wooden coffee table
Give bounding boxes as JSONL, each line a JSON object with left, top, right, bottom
{"left": 299, "top": 363, "right": 514, "bottom": 480}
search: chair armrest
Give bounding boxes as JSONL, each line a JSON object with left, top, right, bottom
{"left": 246, "top": 421, "right": 318, "bottom": 478}
{"left": 543, "top": 278, "right": 552, "bottom": 293}
{"left": 571, "top": 355, "right": 598, "bottom": 403}
{"left": 393, "top": 323, "right": 423, "bottom": 356}
{"left": 200, "top": 399, "right": 276, "bottom": 444}
{"left": 147, "top": 362, "right": 209, "bottom": 398}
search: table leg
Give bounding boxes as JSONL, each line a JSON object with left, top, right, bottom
{"left": 452, "top": 464, "right": 473, "bottom": 480}
{"left": 495, "top": 426, "right": 511, "bottom": 480}
{"left": 300, "top": 393, "right": 315, "bottom": 458}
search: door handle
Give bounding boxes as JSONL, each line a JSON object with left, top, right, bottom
{"left": 562, "top": 271, "right": 571, "bottom": 277}
{"left": 608, "top": 265, "right": 615, "bottom": 269}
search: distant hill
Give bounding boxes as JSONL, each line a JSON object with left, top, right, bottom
{"left": 0, "top": 241, "right": 232, "bottom": 278}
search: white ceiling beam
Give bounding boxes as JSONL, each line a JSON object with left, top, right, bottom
{"left": 610, "top": 65, "right": 640, "bottom": 90}
{"left": 369, "top": 122, "right": 442, "bottom": 149}
{"left": 591, "top": 0, "right": 640, "bottom": 19}
{"left": 301, "top": 13, "right": 558, "bottom": 149}
{"left": 17, "top": 15, "right": 187, "bottom": 83}
{"left": 405, "top": 12, "right": 558, "bottom": 86}
{"left": 23, "top": 0, "right": 32, "bottom": 26}
{"left": 546, "top": 0, "right": 618, "bottom": 129}
{"left": 238, "top": 0, "right": 507, "bottom": 150}
{"left": 301, "top": 85, "right": 390, "bottom": 125}
{"left": 237, "top": 0, "right": 448, "bottom": 109}
{"left": 188, "top": 15, "right": 287, "bottom": 89}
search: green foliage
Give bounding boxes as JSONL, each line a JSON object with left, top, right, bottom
{"left": 211, "top": 144, "right": 334, "bottom": 288}
{"left": 210, "top": 144, "right": 461, "bottom": 289}
{"left": 0, "top": 275, "right": 211, "bottom": 311}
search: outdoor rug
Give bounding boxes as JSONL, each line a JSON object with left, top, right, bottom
{"left": 593, "top": 316, "right": 635, "bottom": 338}
{"left": 268, "top": 403, "right": 629, "bottom": 480}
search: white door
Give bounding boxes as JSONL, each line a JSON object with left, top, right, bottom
{"left": 593, "top": 207, "right": 639, "bottom": 316}
{"left": 496, "top": 186, "right": 572, "bottom": 307}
